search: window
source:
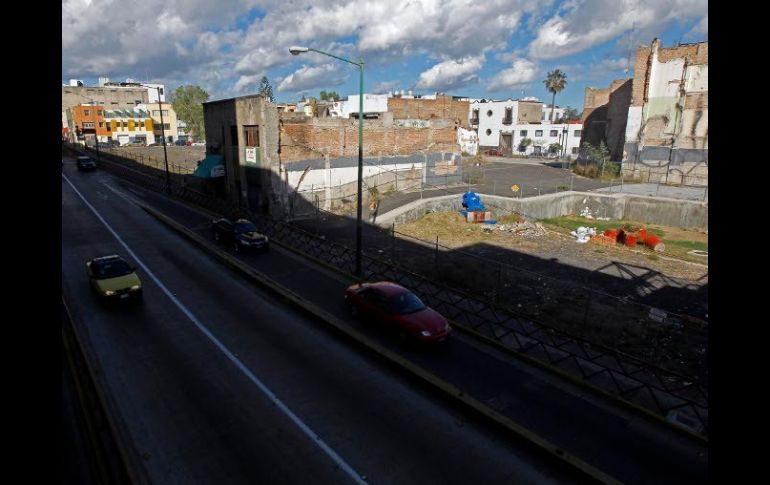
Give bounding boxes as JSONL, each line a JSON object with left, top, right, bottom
{"left": 97, "top": 110, "right": 103, "bottom": 116}
{"left": 485, "top": 129, "right": 492, "bottom": 136}
{"left": 123, "top": 121, "right": 128, "bottom": 128}
{"left": 519, "top": 130, "right": 527, "bottom": 136}
{"left": 550, "top": 130, "right": 558, "bottom": 137}
{"left": 159, "top": 87, "right": 164, "bottom": 95}
{"left": 471, "top": 109, "right": 479, "bottom": 123}
{"left": 84, "top": 109, "right": 90, "bottom": 116}
{"left": 152, "top": 110, "right": 169, "bottom": 116}
{"left": 503, "top": 107, "right": 512, "bottom": 125}
{"left": 111, "top": 102, "right": 118, "bottom": 105}
{"left": 486, "top": 110, "right": 493, "bottom": 117}
{"left": 572, "top": 147, "right": 578, "bottom": 154}
{"left": 574, "top": 130, "right": 582, "bottom": 137}
{"left": 243, "top": 125, "right": 259, "bottom": 147}
{"left": 98, "top": 122, "right": 104, "bottom": 128}
{"left": 106, "top": 124, "right": 111, "bottom": 132}
{"left": 535, "top": 130, "right": 543, "bottom": 136}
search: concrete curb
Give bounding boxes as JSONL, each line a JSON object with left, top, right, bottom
{"left": 62, "top": 297, "right": 150, "bottom": 485}
{"left": 140, "top": 203, "right": 623, "bottom": 485}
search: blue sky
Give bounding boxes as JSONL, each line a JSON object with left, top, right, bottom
{"left": 63, "top": 0, "right": 708, "bottom": 111}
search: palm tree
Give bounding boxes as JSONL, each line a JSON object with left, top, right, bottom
{"left": 543, "top": 70, "right": 567, "bottom": 123}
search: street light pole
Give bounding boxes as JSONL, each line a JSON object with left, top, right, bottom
{"left": 290, "top": 46, "right": 365, "bottom": 276}
{"left": 142, "top": 84, "right": 171, "bottom": 192}
{"left": 90, "top": 101, "right": 101, "bottom": 163}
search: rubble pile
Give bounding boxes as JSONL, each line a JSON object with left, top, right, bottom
{"left": 500, "top": 221, "right": 547, "bottom": 238}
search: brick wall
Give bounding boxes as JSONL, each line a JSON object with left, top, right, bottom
{"left": 280, "top": 118, "right": 458, "bottom": 162}
{"left": 387, "top": 96, "right": 469, "bottom": 127}
{"left": 657, "top": 42, "right": 708, "bottom": 65}
{"left": 631, "top": 46, "right": 652, "bottom": 107}
{"left": 582, "top": 87, "right": 611, "bottom": 122}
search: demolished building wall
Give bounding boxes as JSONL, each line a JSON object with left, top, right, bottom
{"left": 623, "top": 39, "right": 708, "bottom": 185}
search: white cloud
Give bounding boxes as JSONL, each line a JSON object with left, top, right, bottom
{"left": 528, "top": 0, "right": 708, "bottom": 59}
{"left": 233, "top": 74, "right": 264, "bottom": 92}
{"left": 487, "top": 58, "right": 538, "bottom": 91}
{"left": 277, "top": 63, "right": 349, "bottom": 92}
{"left": 415, "top": 56, "right": 484, "bottom": 91}
{"left": 371, "top": 80, "right": 401, "bottom": 94}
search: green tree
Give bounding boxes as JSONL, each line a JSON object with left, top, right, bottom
{"left": 583, "top": 141, "right": 613, "bottom": 177}
{"left": 172, "top": 85, "right": 209, "bottom": 140}
{"left": 319, "top": 90, "right": 340, "bottom": 101}
{"left": 258, "top": 76, "right": 274, "bottom": 102}
{"left": 543, "top": 70, "right": 568, "bottom": 123}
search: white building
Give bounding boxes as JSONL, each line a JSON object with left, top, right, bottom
{"left": 470, "top": 99, "right": 582, "bottom": 157}
{"left": 508, "top": 123, "right": 583, "bottom": 157}
{"left": 330, "top": 94, "right": 389, "bottom": 118}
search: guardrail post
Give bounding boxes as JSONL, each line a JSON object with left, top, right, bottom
{"left": 434, "top": 235, "right": 440, "bottom": 273}
{"left": 391, "top": 223, "right": 396, "bottom": 261}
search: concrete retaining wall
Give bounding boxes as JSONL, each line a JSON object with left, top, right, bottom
{"left": 377, "top": 191, "right": 708, "bottom": 230}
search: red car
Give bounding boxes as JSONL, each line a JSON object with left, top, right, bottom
{"left": 344, "top": 281, "right": 451, "bottom": 343}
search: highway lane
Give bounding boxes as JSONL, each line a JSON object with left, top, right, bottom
{"left": 62, "top": 159, "right": 574, "bottom": 484}
{"left": 90, "top": 160, "right": 709, "bottom": 483}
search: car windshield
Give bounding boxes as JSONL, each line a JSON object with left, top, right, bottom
{"left": 234, "top": 222, "right": 257, "bottom": 234}
{"left": 390, "top": 291, "right": 426, "bottom": 314}
{"left": 94, "top": 260, "right": 133, "bottom": 279}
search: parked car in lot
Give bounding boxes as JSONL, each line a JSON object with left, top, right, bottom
{"left": 97, "top": 140, "right": 119, "bottom": 148}
{"left": 344, "top": 281, "right": 451, "bottom": 343}
{"left": 191, "top": 141, "right": 205, "bottom": 147}
{"left": 86, "top": 254, "right": 143, "bottom": 302}
{"left": 76, "top": 155, "right": 97, "bottom": 171}
{"left": 211, "top": 218, "right": 269, "bottom": 253}
{"left": 174, "top": 139, "right": 187, "bottom": 146}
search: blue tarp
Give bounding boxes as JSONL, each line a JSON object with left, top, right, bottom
{"left": 193, "top": 154, "right": 224, "bottom": 178}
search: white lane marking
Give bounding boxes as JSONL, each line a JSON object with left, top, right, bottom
{"left": 62, "top": 173, "right": 367, "bottom": 485}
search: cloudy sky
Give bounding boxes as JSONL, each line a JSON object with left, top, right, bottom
{"left": 62, "top": 0, "right": 707, "bottom": 109}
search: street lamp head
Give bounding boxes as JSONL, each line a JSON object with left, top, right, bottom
{"left": 289, "top": 46, "right": 309, "bottom": 55}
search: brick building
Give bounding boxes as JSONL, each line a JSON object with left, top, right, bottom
{"left": 202, "top": 94, "right": 463, "bottom": 218}
{"left": 581, "top": 79, "right": 632, "bottom": 161}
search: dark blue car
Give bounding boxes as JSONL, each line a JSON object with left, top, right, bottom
{"left": 211, "top": 218, "right": 269, "bottom": 253}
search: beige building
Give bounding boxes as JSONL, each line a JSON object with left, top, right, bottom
{"left": 145, "top": 103, "right": 179, "bottom": 144}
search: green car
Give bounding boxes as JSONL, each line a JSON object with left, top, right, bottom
{"left": 86, "top": 255, "right": 143, "bottom": 302}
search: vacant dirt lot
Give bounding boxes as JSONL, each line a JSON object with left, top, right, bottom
{"left": 102, "top": 145, "right": 206, "bottom": 173}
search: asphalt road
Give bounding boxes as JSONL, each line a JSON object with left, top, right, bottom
{"left": 63, "top": 157, "right": 709, "bottom": 484}
{"left": 62, "top": 160, "right": 581, "bottom": 484}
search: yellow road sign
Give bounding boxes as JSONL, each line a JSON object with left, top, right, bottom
{"left": 511, "top": 185, "right": 519, "bottom": 192}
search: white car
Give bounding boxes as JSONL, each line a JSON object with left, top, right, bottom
{"left": 191, "top": 141, "right": 206, "bottom": 147}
